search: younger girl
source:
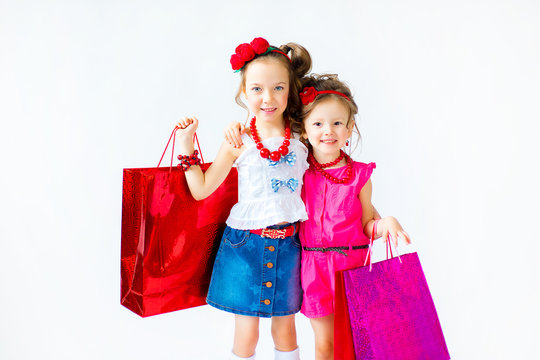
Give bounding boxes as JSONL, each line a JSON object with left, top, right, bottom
{"left": 175, "top": 37, "right": 311, "bottom": 360}
{"left": 297, "top": 74, "right": 411, "bottom": 360}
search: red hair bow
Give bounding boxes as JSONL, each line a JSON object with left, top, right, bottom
{"left": 300, "top": 86, "right": 351, "bottom": 105}
{"left": 230, "top": 37, "right": 290, "bottom": 71}
{"left": 300, "top": 87, "right": 318, "bottom": 105}
{"left": 230, "top": 38, "right": 270, "bottom": 71}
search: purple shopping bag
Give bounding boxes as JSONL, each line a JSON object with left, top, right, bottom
{"left": 343, "top": 251, "right": 450, "bottom": 359}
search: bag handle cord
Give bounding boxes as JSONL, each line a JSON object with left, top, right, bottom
{"left": 157, "top": 127, "right": 205, "bottom": 171}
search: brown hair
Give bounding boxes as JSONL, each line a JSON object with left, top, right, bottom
{"left": 294, "top": 73, "right": 361, "bottom": 149}
{"left": 234, "top": 42, "right": 312, "bottom": 124}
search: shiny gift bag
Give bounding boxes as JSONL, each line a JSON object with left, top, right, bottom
{"left": 335, "top": 238, "right": 450, "bottom": 359}
{"left": 121, "top": 130, "right": 238, "bottom": 317}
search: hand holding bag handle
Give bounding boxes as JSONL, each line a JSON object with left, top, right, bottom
{"left": 363, "top": 220, "right": 402, "bottom": 272}
{"left": 157, "top": 127, "right": 205, "bottom": 170}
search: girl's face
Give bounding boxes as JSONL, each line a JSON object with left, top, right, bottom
{"left": 243, "top": 58, "right": 289, "bottom": 124}
{"left": 303, "top": 98, "right": 353, "bottom": 161}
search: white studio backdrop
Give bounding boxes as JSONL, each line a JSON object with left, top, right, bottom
{"left": 1, "top": 0, "right": 539, "bottom": 359}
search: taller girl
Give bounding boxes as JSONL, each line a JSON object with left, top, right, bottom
{"left": 175, "top": 38, "right": 312, "bottom": 360}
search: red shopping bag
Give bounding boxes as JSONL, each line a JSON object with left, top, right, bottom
{"left": 121, "top": 129, "right": 238, "bottom": 317}
{"left": 336, "top": 239, "right": 450, "bottom": 359}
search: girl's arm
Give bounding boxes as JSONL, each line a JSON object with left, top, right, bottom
{"left": 360, "top": 179, "right": 376, "bottom": 234}
{"left": 359, "top": 179, "right": 411, "bottom": 246}
{"left": 373, "top": 205, "right": 382, "bottom": 222}
{"left": 176, "top": 117, "right": 240, "bottom": 200}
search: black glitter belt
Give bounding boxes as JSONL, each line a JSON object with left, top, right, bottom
{"left": 302, "top": 245, "right": 369, "bottom": 256}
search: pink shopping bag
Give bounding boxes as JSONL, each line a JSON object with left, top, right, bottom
{"left": 342, "top": 244, "right": 450, "bottom": 359}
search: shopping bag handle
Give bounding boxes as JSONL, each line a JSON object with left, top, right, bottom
{"left": 156, "top": 127, "right": 205, "bottom": 170}
{"left": 385, "top": 234, "right": 402, "bottom": 263}
{"left": 363, "top": 220, "right": 402, "bottom": 272}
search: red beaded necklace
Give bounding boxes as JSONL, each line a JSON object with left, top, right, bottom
{"left": 249, "top": 116, "right": 291, "bottom": 162}
{"left": 315, "top": 150, "right": 346, "bottom": 168}
{"left": 308, "top": 150, "right": 353, "bottom": 184}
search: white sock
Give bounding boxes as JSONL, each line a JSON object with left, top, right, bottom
{"left": 274, "top": 347, "right": 300, "bottom": 360}
{"left": 230, "top": 350, "right": 255, "bottom": 360}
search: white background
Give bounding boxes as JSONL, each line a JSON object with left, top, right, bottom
{"left": 1, "top": 0, "right": 539, "bottom": 359}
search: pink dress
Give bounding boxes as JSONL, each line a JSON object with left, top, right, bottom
{"left": 299, "top": 161, "right": 376, "bottom": 318}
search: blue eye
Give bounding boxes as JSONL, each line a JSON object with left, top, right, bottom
{"left": 275, "top": 86, "right": 284, "bottom": 91}
{"left": 252, "top": 87, "right": 262, "bottom": 92}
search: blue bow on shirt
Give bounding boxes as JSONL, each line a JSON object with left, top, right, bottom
{"left": 271, "top": 178, "right": 299, "bottom": 193}
{"left": 267, "top": 151, "right": 297, "bottom": 167}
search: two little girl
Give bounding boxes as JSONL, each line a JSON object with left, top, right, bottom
{"left": 175, "top": 37, "right": 409, "bottom": 360}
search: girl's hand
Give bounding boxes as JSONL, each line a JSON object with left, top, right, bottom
{"left": 176, "top": 117, "right": 199, "bottom": 138}
{"left": 379, "top": 216, "right": 411, "bottom": 247}
{"left": 224, "top": 121, "right": 245, "bottom": 148}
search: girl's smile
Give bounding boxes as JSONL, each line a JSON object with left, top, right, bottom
{"left": 261, "top": 106, "right": 278, "bottom": 114}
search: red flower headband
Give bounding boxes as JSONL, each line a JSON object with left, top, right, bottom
{"left": 299, "top": 86, "right": 351, "bottom": 105}
{"left": 230, "top": 37, "right": 292, "bottom": 71}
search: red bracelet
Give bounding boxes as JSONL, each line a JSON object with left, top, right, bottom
{"left": 177, "top": 150, "right": 202, "bottom": 171}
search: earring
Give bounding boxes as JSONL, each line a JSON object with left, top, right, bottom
{"left": 346, "top": 140, "right": 350, "bottom": 146}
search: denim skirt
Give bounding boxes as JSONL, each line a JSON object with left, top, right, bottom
{"left": 206, "top": 223, "right": 302, "bottom": 318}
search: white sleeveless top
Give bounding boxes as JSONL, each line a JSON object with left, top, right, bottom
{"left": 226, "top": 133, "right": 309, "bottom": 230}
